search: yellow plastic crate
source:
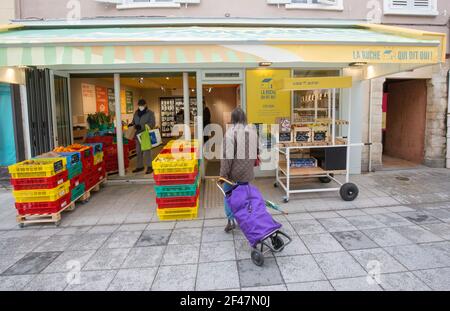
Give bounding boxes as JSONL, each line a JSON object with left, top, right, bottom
{"left": 13, "top": 181, "right": 70, "bottom": 203}
{"left": 8, "top": 158, "right": 67, "bottom": 179}
{"left": 152, "top": 153, "right": 198, "bottom": 174}
{"left": 93, "top": 152, "right": 104, "bottom": 165}
{"left": 157, "top": 199, "right": 199, "bottom": 221}
{"left": 165, "top": 139, "right": 199, "bottom": 149}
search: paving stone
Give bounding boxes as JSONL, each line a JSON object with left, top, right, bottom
{"left": 392, "top": 225, "right": 443, "bottom": 243}
{"left": 0, "top": 236, "right": 49, "bottom": 254}
{"left": 168, "top": 228, "right": 202, "bottom": 245}
{"left": 314, "top": 252, "right": 366, "bottom": 280}
{"left": 204, "top": 219, "right": 228, "bottom": 228}
{"left": 0, "top": 275, "right": 34, "bottom": 291}
{"left": 349, "top": 248, "right": 407, "bottom": 274}
{"left": 285, "top": 213, "right": 314, "bottom": 221}
{"left": 332, "top": 231, "right": 378, "bottom": 251}
{"left": 424, "top": 209, "right": 450, "bottom": 222}
{"left": 346, "top": 215, "right": 386, "bottom": 230}
{"left": 152, "top": 264, "right": 197, "bottom": 291}
{"left": 378, "top": 272, "right": 431, "bottom": 291}
{"left": 83, "top": 248, "right": 130, "bottom": 270}
{"left": 103, "top": 231, "right": 142, "bottom": 249}
{"left": 67, "top": 233, "right": 110, "bottom": 251}
{"left": 241, "top": 285, "right": 287, "bottom": 291}
{"left": 200, "top": 241, "right": 235, "bottom": 263}
{"left": 291, "top": 219, "right": 327, "bottom": 235}
{"left": 363, "top": 207, "right": 391, "bottom": 215}
{"left": 33, "top": 235, "right": 79, "bottom": 252}
{"left": 413, "top": 267, "right": 450, "bottom": 291}
{"left": 162, "top": 244, "right": 200, "bottom": 265}
{"left": 336, "top": 210, "right": 367, "bottom": 217}
{"left": 43, "top": 250, "right": 95, "bottom": 273}
{"left": 0, "top": 253, "right": 26, "bottom": 274}
{"left": 331, "top": 276, "right": 383, "bottom": 291}
{"left": 384, "top": 244, "right": 450, "bottom": 270}
{"left": 273, "top": 236, "right": 309, "bottom": 257}
{"left": 385, "top": 206, "right": 416, "bottom": 213}
{"left": 300, "top": 233, "right": 344, "bottom": 253}
{"left": 117, "top": 223, "right": 148, "bottom": 232}
{"left": 65, "top": 270, "right": 117, "bottom": 291}
{"left": 420, "top": 223, "right": 450, "bottom": 239}
{"left": 2, "top": 252, "right": 61, "bottom": 275}
{"left": 286, "top": 281, "right": 334, "bottom": 291}
{"left": 135, "top": 230, "right": 171, "bottom": 247}
{"left": 371, "top": 213, "right": 414, "bottom": 227}
{"left": 175, "top": 220, "right": 204, "bottom": 228}
{"left": 362, "top": 228, "right": 413, "bottom": 247}
{"left": 24, "top": 273, "right": 68, "bottom": 291}
{"left": 310, "top": 212, "right": 340, "bottom": 219}
{"left": 55, "top": 226, "right": 92, "bottom": 235}
{"left": 146, "top": 221, "right": 175, "bottom": 230}
{"left": 237, "top": 258, "right": 283, "bottom": 288}
{"left": 232, "top": 229, "right": 246, "bottom": 240}
{"left": 318, "top": 218, "right": 358, "bottom": 233}
{"left": 107, "top": 268, "right": 157, "bottom": 291}
{"left": 121, "top": 246, "right": 165, "bottom": 268}
{"left": 196, "top": 261, "right": 240, "bottom": 291}
{"left": 87, "top": 225, "right": 118, "bottom": 234}
{"left": 202, "top": 226, "right": 234, "bottom": 243}
{"left": 276, "top": 255, "right": 326, "bottom": 283}
{"left": 398, "top": 211, "right": 441, "bottom": 225}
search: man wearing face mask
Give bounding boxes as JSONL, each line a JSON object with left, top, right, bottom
{"left": 130, "top": 99, "right": 155, "bottom": 174}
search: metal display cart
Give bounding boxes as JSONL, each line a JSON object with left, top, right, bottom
{"left": 274, "top": 76, "right": 360, "bottom": 203}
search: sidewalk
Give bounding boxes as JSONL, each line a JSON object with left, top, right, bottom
{"left": 0, "top": 168, "right": 449, "bottom": 291}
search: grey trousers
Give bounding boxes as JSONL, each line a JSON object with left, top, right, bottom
{"left": 136, "top": 140, "right": 153, "bottom": 169}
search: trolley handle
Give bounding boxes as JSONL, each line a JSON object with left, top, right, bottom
{"left": 216, "top": 177, "right": 236, "bottom": 197}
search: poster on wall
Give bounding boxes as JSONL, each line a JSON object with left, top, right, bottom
{"left": 81, "top": 83, "right": 96, "bottom": 114}
{"left": 120, "top": 90, "right": 126, "bottom": 114}
{"left": 126, "top": 90, "right": 134, "bottom": 114}
{"left": 95, "top": 86, "right": 108, "bottom": 114}
{"left": 246, "top": 69, "right": 291, "bottom": 125}
{"left": 107, "top": 88, "right": 115, "bottom": 114}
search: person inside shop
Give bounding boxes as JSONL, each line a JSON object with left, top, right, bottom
{"left": 176, "top": 108, "right": 184, "bottom": 125}
{"left": 130, "top": 99, "right": 155, "bottom": 174}
{"left": 220, "top": 107, "right": 258, "bottom": 233}
{"left": 203, "top": 103, "right": 211, "bottom": 143}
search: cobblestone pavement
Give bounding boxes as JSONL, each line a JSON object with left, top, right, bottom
{"left": 0, "top": 168, "right": 449, "bottom": 291}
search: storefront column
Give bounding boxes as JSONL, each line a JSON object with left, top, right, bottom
{"left": 114, "top": 73, "right": 125, "bottom": 177}
{"left": 183, "top": 72, "right": 190, "bottom": 139}
{"left": 196, "top": 71, "right": 204, "bottom": 177}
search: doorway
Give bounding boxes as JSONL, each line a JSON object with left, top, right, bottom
{"left": 382, "top": 79, "right": 427, "bottom": 169}
{"left": 203, "top": 84, "right": 241, "bottom": 177}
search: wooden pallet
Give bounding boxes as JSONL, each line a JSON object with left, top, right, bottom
{"left": 16, "top": 177, "right": 107, "bottom": 228}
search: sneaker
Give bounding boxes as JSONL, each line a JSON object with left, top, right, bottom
{"left": 224, "top": 219, "right": 236, "bottom": 233}
{"left": 145, "top": 168, "right": 153, "bottom": 175}
{"left": 132, "top": 167, "right": 144, "bottom": 173}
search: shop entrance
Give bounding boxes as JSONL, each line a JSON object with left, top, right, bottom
{"left": 382, "top": 79, "right": 427, "bottom": 169}
{"left": 202, "top": 84, "right": 241, "bottom": 177}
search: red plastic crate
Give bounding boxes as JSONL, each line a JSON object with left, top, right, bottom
{"left": 15, "top": 194, "right": 71, "bottom": 215}
{"left": 153, "top": 169, "right": 199, "bottom": 185}
{"left": 128, "top": 139, "right": 136, "bottom": 151}
{"left": 70, "top": 174, "right": 84, "bottom": 190}
{"left": 86, "top": 135, "right": 114, "bottom": 146}
{"left": 156, "top": 189, "right": 200, "bottom": 208}
{"left": 10, "top": 170, "right": 68, "bottom": 190}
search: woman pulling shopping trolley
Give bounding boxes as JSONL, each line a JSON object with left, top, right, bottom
{"left": 218, "top": 108, "right": 291, "bottom": 266}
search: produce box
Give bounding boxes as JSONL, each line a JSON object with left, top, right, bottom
{"left": 8, "top": 158, "right": 66, "bottom": 179}
{"left": 10, "top": 170, "right": 68, "bottom": 191}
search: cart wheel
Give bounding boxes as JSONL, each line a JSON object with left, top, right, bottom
{"left": 271, "top": 235, "right": 285, "bottom": 251}
{"left": 319, "top": 177, "right": 331, "bottom": 183}
{"left": 81, "top": 198, "right": 89, "bottom": 204}
{"left": 283, "top": 197, "right": 289, "bottom": 203}
{"left": 18, "top": 223, "right": 25, "bottom": 229}
{"left": 273, "top": 182, "right": 278, "bottom": 188}
{"left": 340, "top": 183, "right": 359, "bottom": 201}
{"left": 251, "top": 249, "right": 264, "bottom": 266}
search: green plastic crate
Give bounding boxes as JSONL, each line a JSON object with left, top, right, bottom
{"left": 71, "top": 183, "right": 86, "bottom": 201}
{"left": 68, "top": 162, "right": 82, "bottom": 179}
{"left": 155, "top": 175, "right": 200, "bottom": 198}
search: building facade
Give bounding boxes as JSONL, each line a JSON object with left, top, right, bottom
{"left": 6, "top": 0, "right": 450, "bottom": 172}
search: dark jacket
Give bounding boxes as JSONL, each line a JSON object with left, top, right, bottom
{"left": 132, "top": 108, "right": 155, "bottom": 135}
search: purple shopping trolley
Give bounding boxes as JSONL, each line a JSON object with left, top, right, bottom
{"left": 217, "top": 178, "right": 292, "bottom": 266}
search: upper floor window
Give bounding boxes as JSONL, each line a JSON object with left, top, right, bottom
{"left": 384, "top": 0, "right": 438, "bottom": 16}
{"left": 267, "top": 0, "right": 344, "bottom": 11}
{"left": 95, "top": 0, "right": 200, "bottom": 9}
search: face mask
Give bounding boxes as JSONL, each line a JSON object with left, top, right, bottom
{"left": 138, "top": 106, "right": 145, "bottom": 111}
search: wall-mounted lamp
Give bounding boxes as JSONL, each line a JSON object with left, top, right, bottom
{"left": 349, "top": 62, "right": 368, "bottom": 67}
{"left": 259, "top": 62, "right": 273, "bottom": 67}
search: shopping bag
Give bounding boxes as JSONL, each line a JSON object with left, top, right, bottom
{"left": 137, "top": 125, "right": 152, "bottom": 151}
{"left": 124, "top": 126, "right": 136, "bottom": 140}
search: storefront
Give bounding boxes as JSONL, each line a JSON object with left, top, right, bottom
{"left": 0, "top": 19, "right": 446, "bottom": 182}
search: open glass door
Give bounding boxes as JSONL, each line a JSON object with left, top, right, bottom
{"left": 51, "top": 71, "right": 72, "bottom": 147}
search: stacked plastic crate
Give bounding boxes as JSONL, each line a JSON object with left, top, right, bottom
{"left": 8, "top": 158, "right": 71, "bottom": 217}
{"left": 52, "top": 151, "right": 84, "bottom": 202}
{"left": 86, "top": 136, "right": 129, "bottom": 174}
{"left": 153, "top": 140, "right": 200, "bottom": 221}
{"left": 84, "top": 143, "right": 106, "bottom": 190}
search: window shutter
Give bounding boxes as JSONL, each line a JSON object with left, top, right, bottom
{"left": 412, "top": 0, "right": 432, "bottom": 10}
{"left": 388, "top": 0, "right": 409, "bottom": 9}
{"left": 317, "top": 0, "right": 338, "bottom": 5}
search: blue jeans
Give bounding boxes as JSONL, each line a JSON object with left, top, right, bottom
{"left": 223, "top": 183, "right": 235, "bottom": 221}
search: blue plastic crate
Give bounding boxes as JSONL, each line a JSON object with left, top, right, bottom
{"left": 84, "top": 143, "right": 103, "bottom": 154}
{"left": 56, "top": 152, "right": 81, "bottom": 169}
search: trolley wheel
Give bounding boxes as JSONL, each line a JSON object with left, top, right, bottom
{"left": 273, "top": 182, "right": 279, "bottom": 188}
{"left": 18, "top": 223, "right": 25, "bottom": 229}
{"left": 340, "top": 183, "right": 359, "bottom": 201}
{"left": 283, "top": 197, "right": 289, "bottom": 203}
{"left": 271, "top": 235, "right": 285, "bottom": 251}
{"left": 251, "top": 249, "right": 264, "bottom": 266}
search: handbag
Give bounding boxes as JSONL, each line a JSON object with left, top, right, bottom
{"left": 124, "top": 126, "right": 137, "bottom": 140}
{"left": 137, "top": 125, "right": 152, "bottom": 151}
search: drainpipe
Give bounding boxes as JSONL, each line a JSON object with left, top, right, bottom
{"left": 368, "top": 79, "right": 373, "bottom": 172}
{"left": 447, "top": 70, "right": 450, "bottom": 168}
